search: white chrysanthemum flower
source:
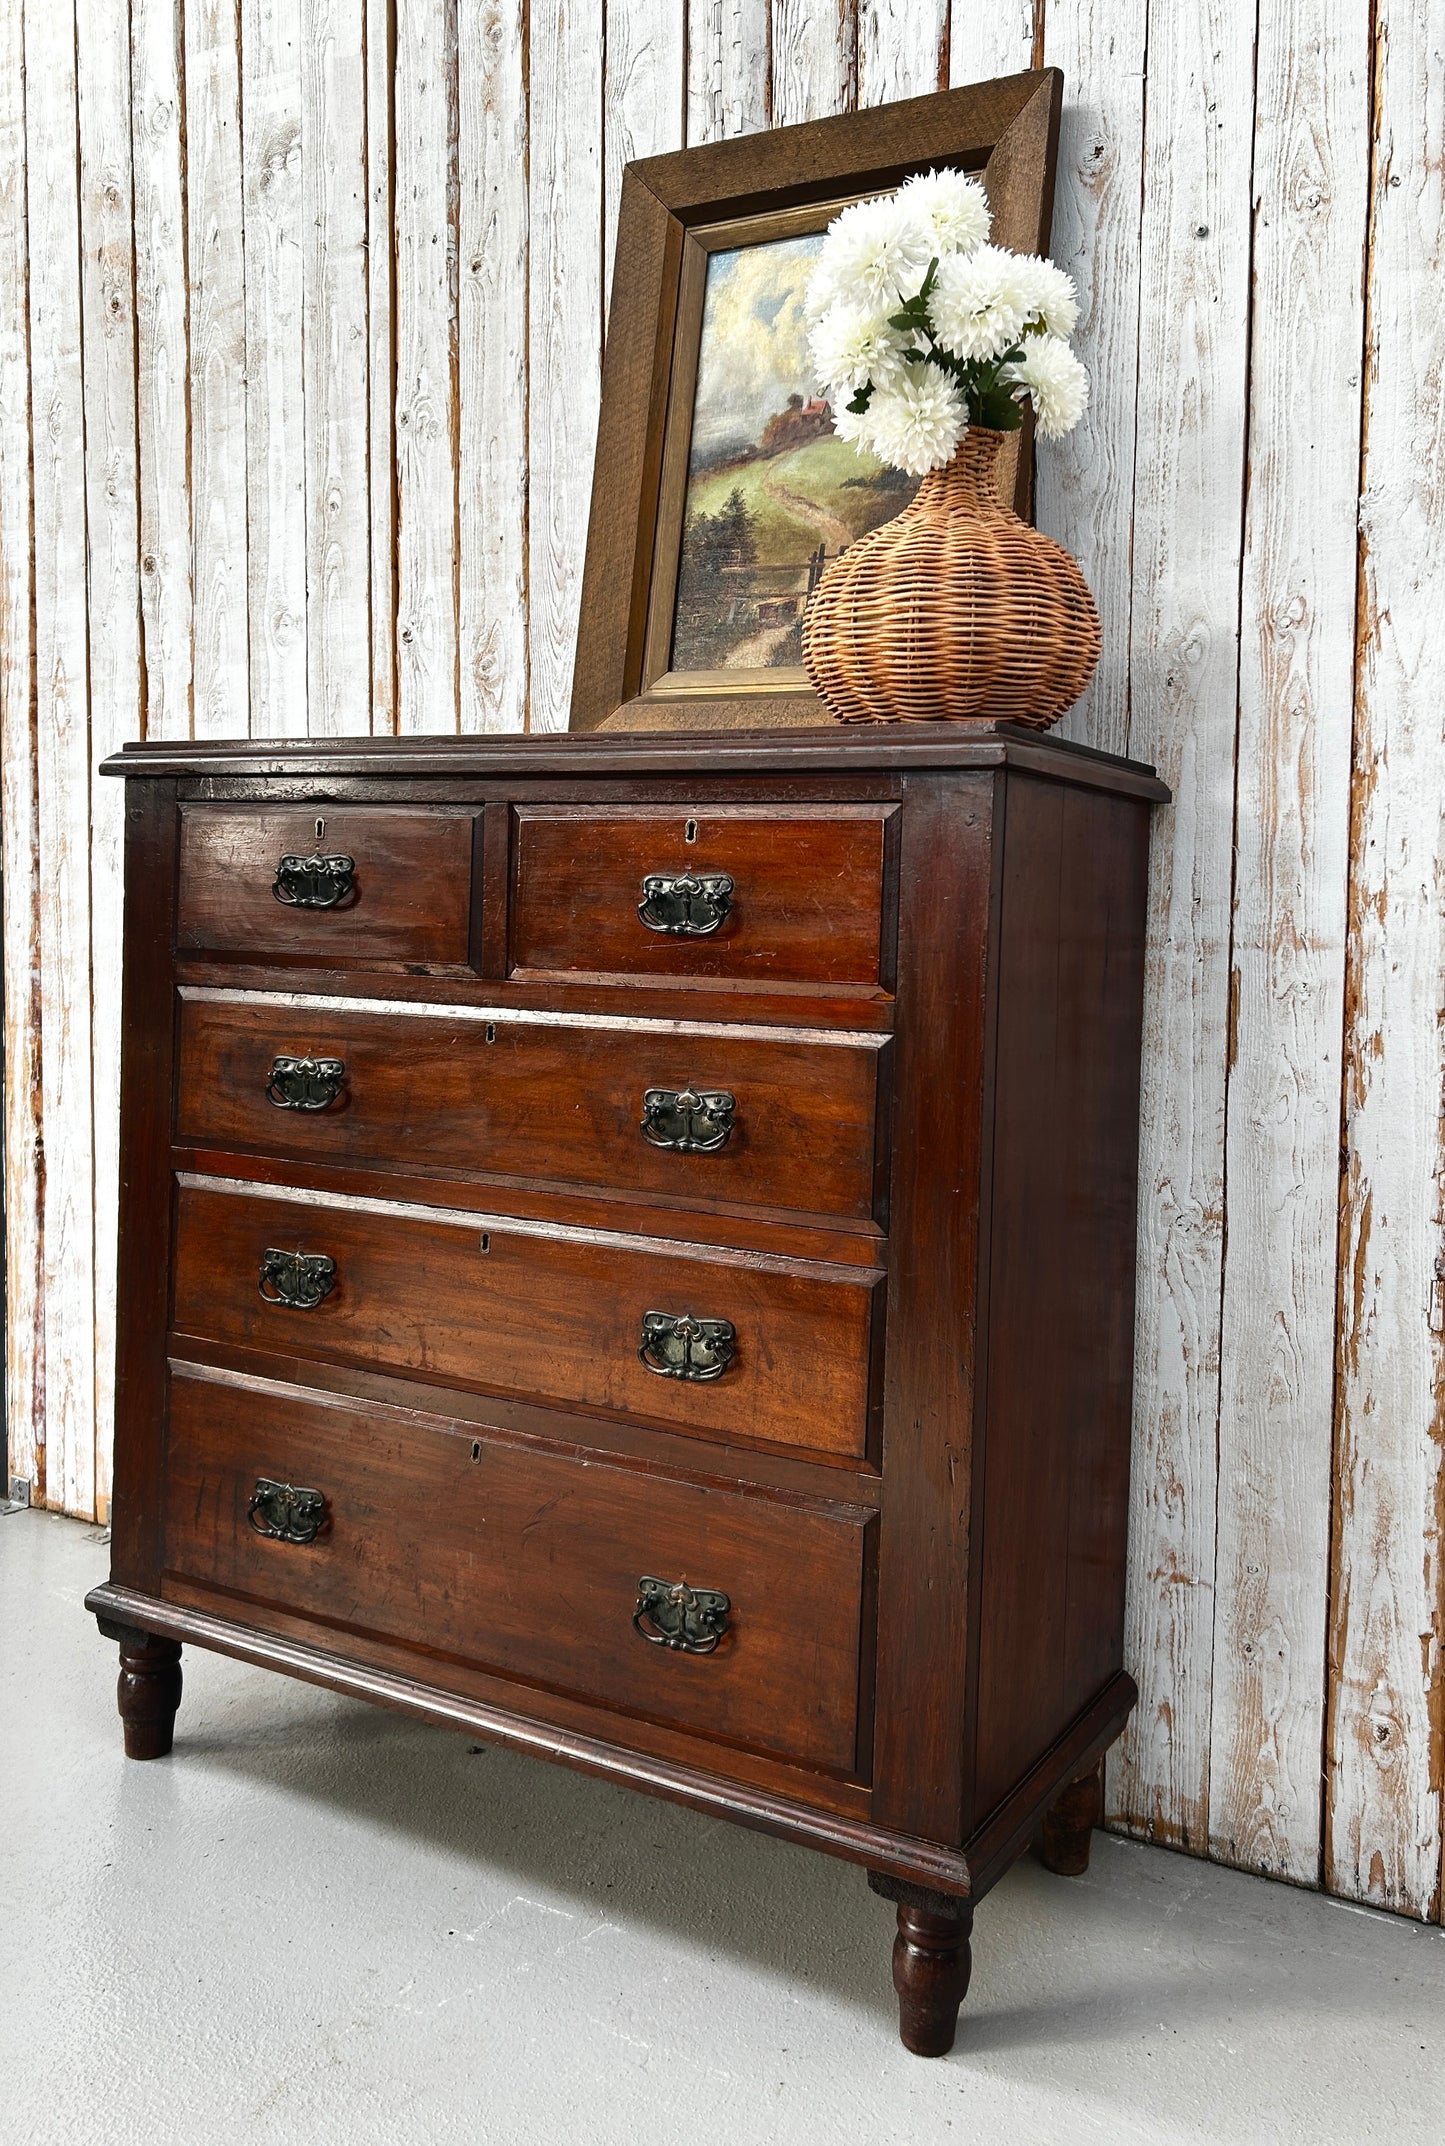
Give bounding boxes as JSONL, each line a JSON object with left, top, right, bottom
{"left": 808, "top": 301, "right": 906, "bottom": 400}
{"left": 816, "top": 195, "right": 935, "bottom": 312}
{"left": 829, "top": 399, "right": 883, "bottom": 456}
{"left": 926, "top": 244, "right": 1032, "bottom": 361}
{"left": 865, "top": 363, "right": 967, "bottom": 476}
{"left": 894, "top": 168, "right": 990, "bottom": 258}
{"left": 1005, "top": 335, "right": 1089, "bottom": 439}
{"left": 1012, "top": 254, "right": 1080, "bottom": 338}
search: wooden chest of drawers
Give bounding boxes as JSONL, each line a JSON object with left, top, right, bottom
{"left": 87, "top": 724, "right": 1164, "bottom": 2055}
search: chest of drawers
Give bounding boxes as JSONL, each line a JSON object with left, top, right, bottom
{"left": 87, "top": 724, "right": 1164, "bottom": 2055}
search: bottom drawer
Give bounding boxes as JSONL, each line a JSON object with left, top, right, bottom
{"left": 162, "top": 1366, "right": 874, "bottom": 1778}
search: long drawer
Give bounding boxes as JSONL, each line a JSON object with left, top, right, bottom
{"left": 173, "top": 1179, "right": 882, "bottom": 1462}
{"left": 162, "top": 1366, "right": 873, "bottom": 1776}
{"left": 176, "top": 992, "right": 887, "bottom": 1225}
{"left": 509, "top": 805, "right": 893, "bottom": 988}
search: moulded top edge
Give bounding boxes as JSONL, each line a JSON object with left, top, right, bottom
{"left": 100, "top": 725, "right": 1170, "bottom": 801}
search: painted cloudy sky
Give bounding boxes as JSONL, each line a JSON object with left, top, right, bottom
{"left": 687, "top": 231, "right": 827, "bottom": 467}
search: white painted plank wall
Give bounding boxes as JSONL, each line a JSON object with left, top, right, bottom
{"left": 1329, "top": 0, "right": 1445, "bottom": 1919}
{"left": 2, "top": 0, "right": 1442, "bottom": 1923}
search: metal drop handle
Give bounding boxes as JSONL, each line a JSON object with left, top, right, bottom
{"left": 637, "top": 872, "right": 734, "bottom": 936}
{"left": 638, "top": 1310, "right": 736, "bottom": 1381}
{"left": 640, "top": 1086, "right": 736, "bottom": 1153}
{"left": 633, "top": 1576, "right": 731, "bottom": 1654}
{"left": 258, "top": 1248, "right": 338, "bottom": 1310}
{"left": 272, "top": 853, "right": 355, "bottom": 908}
{"left": 248, "top": 1477, "right": 329, "bottom": 1545}
{"left": 265, "top": 1055, "right": 347, "bottom": 1112}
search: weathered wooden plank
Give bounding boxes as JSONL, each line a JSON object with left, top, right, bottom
{"left": 1109, "top": 0, "right": 1256, "bottom": 1853}
{"left": 686, "top": 0, "right": 770, "bottom": 143}
{"left": 77, "top": 0, "right": 143, "bottom": 1522}
{"left": 365, "top": 0, "right": 396, "bottom": 732}
{"left": 131, "top": 0, "right": 192, "bottom": 740}
{"left": 26, "top": 0, "right": 97, "bottom": 1519}
{"left": 304, "top": 0, "right": 372, "bottom": 735}
{"left": 1207, "top": 0, "right": 1368, "bottom": 1890}
{"left": 1330, "top": 0, "right": 1445, "bottom": 1922}
{"left": 858, "top": 0, "right": 947, "bottom": 105}
{"left": 948, "top": 0, "right": 1035, "bottom": 86}
{"left": 769, "top": 1, "right": 856, "bottom": 126}
{"left": 457, "top": 1, "right": 528, "bottom": 734}
{"left": 604, "top": 2, "right": 686, "bottom": 309}
{"left": 243, "top": 0, "right": 309, "bottom": 735}
{"left": 394, "top": 0, "right": 459, "bottom": 733}
{"left": 0, "top": 0, "right": 44, "bottom": 1499}
{"left": 528, "top": 0, "right": 604, "bottom": 732}
{"left": 186, "top": 0, "right": 251, "bottom": 737}
{"left": 1040, "top": 3, "right": 1144, "bottom": 759}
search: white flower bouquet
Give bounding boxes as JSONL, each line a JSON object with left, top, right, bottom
{"left": 806, "top": 170, "right": 1089, "bottom": 477}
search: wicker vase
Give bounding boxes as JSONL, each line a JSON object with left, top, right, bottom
{"left": 802, "top": 426, "right": 1101, "bottom": 728}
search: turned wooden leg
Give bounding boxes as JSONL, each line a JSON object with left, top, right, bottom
{"left": 867, "top": 1872, "right": 974, "bottom": 2057}
{"left": 1038, "top": 1761, "right": 1102, "bottom": 1876}
{"left": 113, "top": 1629, "right": 183, "bottom": 1760}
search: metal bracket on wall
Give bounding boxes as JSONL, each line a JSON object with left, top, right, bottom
{"left": 3, "top": 1476, "right": 32, "bottom": 1513}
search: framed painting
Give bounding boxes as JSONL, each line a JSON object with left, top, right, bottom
{"left": 570, "top": 70, "right": 1064, "bottom": 734}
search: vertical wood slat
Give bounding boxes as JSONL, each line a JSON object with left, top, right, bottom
{"left": 132, "top": 0, "right": 193, "bottom": 740}
{"left": 0, "top": 0, "right": 44, "bottom": 1499}
{"left": 1329, "top": 0, "right": 1445, "bottom": 1922}
{"left": 365, "top": 0, "right": 396, "bottom": 731}
{"left": 305, "top": 0, "right": 373, "bottom": 735}
{"left": 1041, "top": 0, "right": 1144, "bottom": 760}
{"left": 604, "top": 4, "right": 686, "bottom": 311}
{"left": 948, "top": 0, "right": 1036, "bottom": 86}
{"left": 76, "top": 0, "right": 143, "bottom": 1522}
{"left": 457, "top": 2, "right": 528, "bottom": 735}
{"left": 769, "top": 1, "right": 856, "bottom": 127}
{"left": 1109, "top": 0, "right": 1256, "bottom": 1852}
{"left": 186, "top": 0, "right": 250, "bottom": 737}
{"left": 686, "top": 0, "right": 770, "bottom": 143}
{"left": 394, "top": 0, "right": 460, "bottom": 733}
{"left": 243, "top": 0, "right": 309, "bottom": 735}
{"left": 857, "top": 0, "right": 947, "bottom": 106}
{"left": 25, "top": 0, "right": 96, "bottom": 1518}
{"left": 1207, "top": 0, "right": 1369, "bottom": 1887}
{"left": 528, "top": 0, "right": 604, "bottom": 733}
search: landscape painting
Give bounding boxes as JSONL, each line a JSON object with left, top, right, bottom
{"left": 669, "top": 229, "right": 918, "bottom": 674}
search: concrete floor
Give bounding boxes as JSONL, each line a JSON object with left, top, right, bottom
{"left": 5, "top": 1506, "right": 1443, "bottom": 2146}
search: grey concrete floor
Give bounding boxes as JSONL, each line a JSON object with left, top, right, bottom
{"left": 5, "top": 1507, "right": 1442, "bottom": 2146}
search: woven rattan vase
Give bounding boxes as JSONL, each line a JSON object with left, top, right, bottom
{"left": 802, "top": 426, "right": 1101, "bottom": 728}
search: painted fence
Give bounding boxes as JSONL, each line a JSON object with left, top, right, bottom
{"left": 1, "top": 0, "right": 1441, "bottom": 1919}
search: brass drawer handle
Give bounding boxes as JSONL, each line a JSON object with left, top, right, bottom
{"left": 637, "top": 872, "right": 734, "bottom": 936}
{"left": 258, "top": 1248, "right": 338, "bottom": 1309}
{"left": 640, "top": 1085, "right": 736, "bottom": 1153}
{"left": 272, "top": 852, "right": 355, "bottom": 908}
{"left": 639, "top": 1310, "right": 736, "bottom": 1381}
{"left": 265, "top": 1054, "right": 347, "bottom": 1112}
{"left": 633, "top": 1575, "right": 731, "bottom": 1654}
{"left": 248, "top": 1477, "right": 328, "bottom": 1545}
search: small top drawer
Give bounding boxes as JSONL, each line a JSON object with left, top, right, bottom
{"left": 508, "top": 806, "right": 894, "bottom": 989}
{"left": 176, "top": 806, "right": 478, "bottom": 969}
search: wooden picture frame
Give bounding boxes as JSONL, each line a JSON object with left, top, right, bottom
{"left": 569, "top": 70, "right": 1064, "bottom": 735}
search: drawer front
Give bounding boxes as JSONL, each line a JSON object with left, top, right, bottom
{"left": 163, "top": 1369, "right": 872, "bottom": 1775}
{"left": 177, "top": 806, "right": 477, "bottom": 967}
{"left": 177, "top": 994, "right": 886, "bottom": 1225}
{"left": 509, "top": 806, "right": 892, "bottom": 987}
{"left": 174, "top": 1181, "right": 881, "bottom": 1461}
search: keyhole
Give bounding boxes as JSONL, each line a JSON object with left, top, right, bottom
{"left": 684, "top": 819, "right": 698, "bottom": 843}
{"left": 485, "top": 1022, "right": 496, "bottom": 1043}
{"left": 470, "top": 1441, "right": 482, "bottom": 1463}
{"left": 480, "top": 1233, "right": 491, "bottom": 1254}
{"left": 314, "top": 816, "right": 325, "bottom": 848}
